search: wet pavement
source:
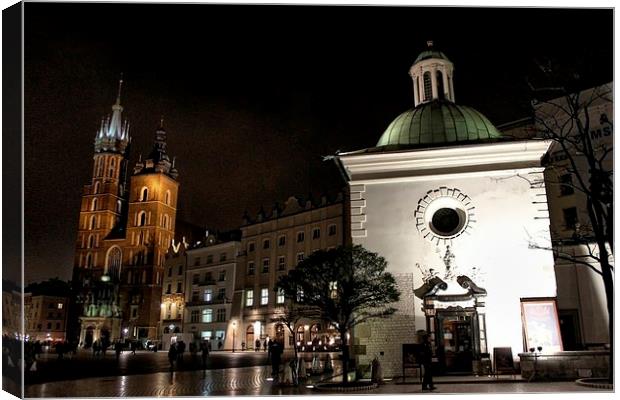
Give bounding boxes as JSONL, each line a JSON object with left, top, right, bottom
{"left": 24, "top": 365, "right": 612, "bottom": 397}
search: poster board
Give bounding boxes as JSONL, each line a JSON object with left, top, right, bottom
{"left": 492, "top": 347, "right": 515, "bottom": 375}
{"left": 402, "top": 344, "right": 422, "bottom": 381}
{"left": 521, "top": 298, "right": 563, "bottom": 352}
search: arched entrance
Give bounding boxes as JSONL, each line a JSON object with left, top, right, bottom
{"left": 84, "top": 326, "right": 94, "bottom": 348}
{"left": 246, "top": 325, "right": 254, "bottom": 349}
{"left": 296, "top": 325, "right": 305, "bottom": 345}
{"left": 275, "top": 323, "right": 285, "bottom": 345}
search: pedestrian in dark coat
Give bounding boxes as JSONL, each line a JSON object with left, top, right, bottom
{"left": 270, "top": 341, "right": 282, "bottom": 377}
{"left": 114, "top": 341, "right": 122, "bottom": 361}
{"left": 200, "top": 342, "right": 209, "bottom": 369}
{"left": 420, "top": 335, "right": 436, "bottom": 391}
{"left": 168, "top": 343, "right": 177, "bottom": 370}
{"left": 255, "top": 339, "right": 261, "bottom": 352}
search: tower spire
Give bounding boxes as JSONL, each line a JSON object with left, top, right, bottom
{"left": 116, "top": 73, "right": 124, "bottom": 106}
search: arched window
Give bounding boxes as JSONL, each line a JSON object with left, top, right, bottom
{"left": 96, "top": 158, "right": 103, "bottom": 177}
{"left": 137, "top": 211, "right": 147, "bottom": 227}
{"left": 89, "top": 215, "right": 97, "bottom": 230}
{"left": 93, "top": 181, "right": 100, "bottom": 194}
{"left": 85, "top": 253, "right": 93, "bottom": 268}
{"left": 140, "top": 187, "right": 148, "bottom": 202}
{"left": 436, "top": 70, "right": 445, "bottom": 100}
{"left": 91, "top": 198, "right": 98, "bottom": 211}
{"left": 165, "top": 190, "right": 171, "bottom": 206}
{"left": 116, "top": 200, "right": 122, "bottom": 213}
{"left": 105, "top": 246, "right": 122, "bottom": 279}
{"left": 87, "top": 234, "right": 95, "bottom": 248}
{"left": 108, "top": 158, "right": 115, "bottom": 178}
{"left": 163, "top": 214, "right": 169, "bottom": 229}
{"left": 423, "top": 71, "right": 432, "bottom": 101}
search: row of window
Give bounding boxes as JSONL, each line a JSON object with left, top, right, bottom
{"left": 190, "top": 308, "right": 227, "bottom": 323}
{"left": 165, "top": 282, "right": 184, "bottom": 294}
{"left": 192, "top": 270, "right": 227, "bottom": 284}
{"left": 191, "top": 287, "right": 227, "bottom": 302}
{"left": 137, "top": 187, "right": 172, "bottom": 205}
{"left": 247, "top": 253, "right": 304, "bottom": 275}
{"left": 247, "top": 225, "right": 337, "bottom": 253}
{"left": 193, "top": 252, "right": 228, "bottom": 266}
{"left": 89, "top": 198, "right": 123, "bottom": 213}
{"left": 245, "top": 288, "right": 285, "bottom": 307}
{"left": 31, "top": 322, "right": 62, "bottom": 331}
{"left": 168, "top": 265, "right": 183, "bottom": 277}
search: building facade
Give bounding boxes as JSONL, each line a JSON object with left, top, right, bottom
{"left": 24, "top": 294, "right": 68, "bottom": 342}
{"left": 71, "top": 81, "right": 180, "bottom": 347}
{"left": 231, "top": 195, "right": 345, "bottom": 351}
{"left": 183, "top": 236, "right": 240, "bottom": 350}
{"left": 159, "top": 239, "right": 189, "bottom": 349}
{"left": 336, "top": 44, "right": 558, "bottom": 377}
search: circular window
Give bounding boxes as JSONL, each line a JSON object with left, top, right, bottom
{"left": 431, "top": 208, "right": 460, "bottom": 235}
{"left": 414, "top": 187, "right": 475, "bottom": 244}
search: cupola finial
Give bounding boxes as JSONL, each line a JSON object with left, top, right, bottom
{"left": 426, "top": 40, "right": 434, "bottom": 48}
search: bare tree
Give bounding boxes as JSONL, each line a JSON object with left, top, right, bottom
{"left": 528, "top": 63, "right": 613, "bottom": 382}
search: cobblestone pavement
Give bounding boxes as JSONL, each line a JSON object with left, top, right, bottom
{"left": 24, "top": 365, "right": 612, "bottom": 398}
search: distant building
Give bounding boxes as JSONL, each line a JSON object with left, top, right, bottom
{"left": 2, "top": 280, "right": 21, "bottom": 338}
{"left": 231, "top": 194, "right": 345, "bottom": 351}
{"left": 159, "top": 238, "right": 189, "bottom": 349}
{"left": 24, "top": 294, "right": 68, "bottom": 342}
{"left": 70, "top": 80, "right": 180, "bottom": 347}
{"left": 183, "top": 233, "right": 240, "bottom": 351}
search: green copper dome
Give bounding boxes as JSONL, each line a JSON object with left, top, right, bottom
{"left": 414, "top": 49, "right": 450, "bottom": 64}
{"left": 377, "top": 100, "right": 503, "bottom": 148}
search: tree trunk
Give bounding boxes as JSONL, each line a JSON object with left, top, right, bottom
{"left": 341, "top": 329, "right": 349, "bottom": 383}
{"left": 599, "top": 247, "right": 614, "bottom": 384}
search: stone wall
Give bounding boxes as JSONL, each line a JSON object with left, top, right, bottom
{"left": 519, "top": 351, "right": 610, "bottom": 380}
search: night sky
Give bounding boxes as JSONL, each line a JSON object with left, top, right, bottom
{"left": 23, "top": 3, "right": 613, "bottom": 284}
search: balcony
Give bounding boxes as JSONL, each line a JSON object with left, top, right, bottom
{"left": 186, "top": 298, "right": 228, "bottom": 307}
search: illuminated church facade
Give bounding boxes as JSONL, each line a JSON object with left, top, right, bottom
{"left": 336, "top": 44, "right": 560, "bottom": 376}
{"left": 71, "top": 81, "right": 179, "bottom": 346}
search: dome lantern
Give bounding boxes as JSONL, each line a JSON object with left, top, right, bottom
{"left": 409, "top": 41, "right": 455, "bottom": 107}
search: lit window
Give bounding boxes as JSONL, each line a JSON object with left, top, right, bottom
{"left": 263, "top": 239, "right": 270, "bottom": 249}
{"left": 261, "top": 288, "right": 269, "bottom": 305}
{"left": 202, "top": 308, "right": 213, "bottom": 323}
{"left": 116, "top": 200, "right": 122, "bottom": 213}
{"left": 297, "top": 231, "right": 305, "bottom": 243}
{"left": 89, "top": 215, "right": 97, "bottom": 230}
{"left": 165, "top": 190, "right": 171, "bottom": 205}
{"left": 277, "top": 289, "right": 285, "bottom": 304}
{"left": 278, "top": 235, "right": 286, "bottom": 247}
{"left": 328, "top": 224, "right": 337, "bottom": 236}
{"left": 312, "top": 228, "right": 320, "bottom": 239}
{"left": 57, "top": 303, "right": 63, "bottom": 309}
{"left": 93, "top": 181, "right": 100, "bottom": 194}
{"left": 204, "top": 288, "right": 213, "bottom": 302}
{"left": 140, "top": 187, "right": 148, "bottom": 201}
{"left": 329, "top": 281, "right": 338, "bottom": 299}
{"left": 91, "top": 198, "right": 98, "bottom": 211}
{"left": 245, "top": 289, "right": 254, "bottom": 307}
{"left": 215, "top": 330, "right": 225, "bottom": 340}
{"left": 163, "top": 214, "right": 169, "bottom": 229}
{"left": 262, "top": 258, "right": 270, "bottom": 273}
{"left": 201, "top": 331, "right": 212, "bottom": 339}
{"left": 278, "top": 256, "right": 286, "bottom": 271}
{"left": 247, "top": 261, "right": 255, "bottom": 275}
{"left": 87, "top": 235, "right": 95, "bottom": 248}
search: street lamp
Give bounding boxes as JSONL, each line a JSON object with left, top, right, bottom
{"left": 232, "top": 320, "right": 237, "bottom": 353}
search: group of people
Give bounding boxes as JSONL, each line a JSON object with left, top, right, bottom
{"left": 168, "top": 340, "right": 211, "bottom": 370}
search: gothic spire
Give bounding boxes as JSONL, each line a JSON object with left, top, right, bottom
{"left": 94, "top": 76, "right": 130, "bottom": 153}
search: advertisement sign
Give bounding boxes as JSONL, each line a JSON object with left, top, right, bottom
{"left": 521, "top": 298, "right": 563, "bottom": 352}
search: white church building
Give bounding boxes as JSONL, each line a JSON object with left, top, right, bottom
{"left": 335, "top": 43, "right": 562, "bottom": 377}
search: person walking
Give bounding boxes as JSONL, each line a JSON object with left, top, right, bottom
{"left": 263, "top": 338, "right": 268, "bottom": 352}
{"left": 270, "top": 341, "right": 282, "bottom": 378}
{"left": 114, "top": 341, "right": 122, "bottom": 361}
{"left": 200, "top": 341, "right": 209, "bottom": 369}
{"left": 168, "top": 343, "right": 177, "bottom": 371}
{"left": 420, "top": 334, "right": 436, "bottom": 391}
{"left": 255, "top": 339, "right": 261, "bottom": 352}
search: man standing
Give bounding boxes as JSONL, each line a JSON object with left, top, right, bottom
{"left": 270, "top": 340, "right": 282, "bottom": 378}
{"left": 420, "top": 335, "right": 436, "bottom": 391}
{"left": 201, "top": 341, "right": 209, "bottom": 370}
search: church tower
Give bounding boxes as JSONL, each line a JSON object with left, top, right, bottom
{"left": 120, "top": 119, "right": 179, "bottom": 341}
{"left": 74, "top": 79, "right": 130, "bottom": 277}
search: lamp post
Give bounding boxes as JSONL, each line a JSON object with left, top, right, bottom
{"left": 232, "top": 320, "right": 237, "bottom": 353}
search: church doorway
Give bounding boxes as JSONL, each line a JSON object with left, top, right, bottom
{"left": 246, "top": 325, "right": 254, "bottom": 349}
{"left": 433, "top": 308, "right": 484, "bottom": 374}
